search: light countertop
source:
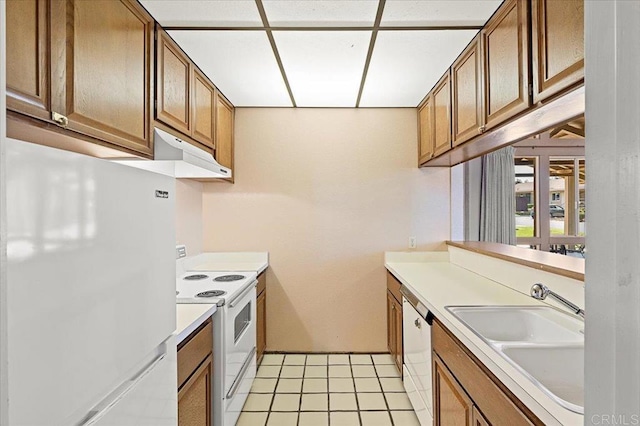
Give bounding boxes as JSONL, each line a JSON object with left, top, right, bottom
{"left": 175, "top": 304, "right": 217, "bottom": 344}
{"left": 385, "top": 253, "right": 583, "bottom": 426}
{"left": 183, "top": 252, "right": 269, "bottom": 275}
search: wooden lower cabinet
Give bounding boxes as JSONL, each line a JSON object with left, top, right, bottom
{"left": 386, "top": 281, "right": 403, "bottom": 373}
{"left": 178, "top": 319, "right": 213, "bottom": 426}
{"left": 432, "top": 319, "right": 542, "bottom": 425}
{"left": 256, "top": 271, "right": 267, "bottom": 365}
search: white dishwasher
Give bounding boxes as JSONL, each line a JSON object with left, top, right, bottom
{"left": 402, "top": 285, "right": 434, "bottom": 425}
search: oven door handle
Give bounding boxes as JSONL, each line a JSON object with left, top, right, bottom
{"left": 226, "top": 347, "right": 257, "bottom": 400}
{"left": 229, "top": 280, "right": 258, "bottom": 308}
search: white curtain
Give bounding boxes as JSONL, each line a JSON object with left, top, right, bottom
{"left": 480, "top": 146, "right": 516, "bottom": 245}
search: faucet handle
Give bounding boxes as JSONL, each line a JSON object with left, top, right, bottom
{"left": 531, "top": 283, "right": 549, "bottom": 300}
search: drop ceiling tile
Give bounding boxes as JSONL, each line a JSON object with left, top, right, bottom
{"left": 140, "top": 0, "right": 262, "bottom": 27}
{"left": 273, "top": 31, "right": 371, "bottom": 107}
{"left": 359, "top": 30, "right": 478, "bottom": 107}
{"left": 381, "top": 0, "right": 503, "bottom": 27}
{"left": 168, "top": 31, "right": 292, "bottom": 106}
{"left": 263, "top": 0, "right": 379, "bottom": 27}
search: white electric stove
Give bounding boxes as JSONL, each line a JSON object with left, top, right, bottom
{"left": 176, "top": 264, "right": 258, "bottom": 426}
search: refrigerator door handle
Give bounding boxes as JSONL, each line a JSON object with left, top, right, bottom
{"left": 78, "top": 353, "right": 167, "bottom": 426}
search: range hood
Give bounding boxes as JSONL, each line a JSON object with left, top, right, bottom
{"left": 115, "top": 127, "right": 231, "bottom": 179}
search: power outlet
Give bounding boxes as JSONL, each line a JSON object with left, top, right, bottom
{"left": 409, "top": 236, "right": 417, "bottom": 249}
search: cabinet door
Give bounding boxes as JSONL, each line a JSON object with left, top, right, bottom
{"left": 472, "top": 407, "right": 490, "bottom": 426}
{"left": 178, "top": 355, "right": 212, "bottom": 426}
{"left": 418, "top": 97, "right": 434, "bottom": 165}
{"left": 531, "top": 0, "right": 584, "bottom": 103}
{"left": 394, "top": 298, "right": 403, "bottom": 373}
{"left": 215, "top": 92, "right": 235, "bottom": 178}
{"left": 157, "top": 29, "right": 191, "bottom": 136}
{"left": 452, "top": 35, "right": 484, "bottom": 146}
{"left": 191, "top": 68, "right": 216, "bottom": 148}
{"left": 6, "top": 0, "right": 50, "bottom": 120}
{"left": 387, "top": 291, "right": 397, "bottom": 360}
{"left": 434, "top": 355, "right": 473, "bottom": 426}
{"left": 257, "top": 290, "right": 267, "bottom": 365}
{"left": 433, "top": 72, "right": 452, "bottom": 157}
{"left": 482, "top": 0, "right": 530, "bottom": 130}
{"left": 50, "top": 0, "right": 154, "bottom": 155}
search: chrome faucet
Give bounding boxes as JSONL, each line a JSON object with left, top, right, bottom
{"left": 530, "top": 283, "right": 585, "bottom": 318}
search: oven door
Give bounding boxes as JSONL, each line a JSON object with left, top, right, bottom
{"left": 224, "top": 280, "right": 257, "bottom": 398}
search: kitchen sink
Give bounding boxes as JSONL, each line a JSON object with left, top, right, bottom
{"left": 445, "top": 305, "right": 584, "bottom": 414}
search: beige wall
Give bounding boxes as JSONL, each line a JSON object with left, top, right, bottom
{"left": 202, "top": 108, "right": 451, "bottom": 352}
{"left": 176, "top": 179, "right": 203, "bottom": 256}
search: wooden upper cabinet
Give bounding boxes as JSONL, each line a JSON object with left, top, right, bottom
{"left": 6, "top": 0, "right": 50, "bottom": 120}
{"left": 531, "top": 0, "right": 584, "bottom": 103}
{"left": 157, "top": 29, "right": 191, "bottom": 136}
{"left": 50, "top": 0, "right": 154, "bottom": 155}
{"left": 452, "top": 36, "right": 484, "bottom": 147}
{"left": 434, "top": 355, "right": 474, "bottom": 426}
{"left": 482, "top": 0, "right": 530, "bottom": 131}
{"left": 191, "top": 68, "right": 216, "bottom": 149}
{"left": 433, "top": 72, "right": 452, "bottom": 157}
{"left": 418, "top": 97, "right": 434, "bottom": 165}
{"left": 215, "top": 93, "right": 235, "bottom": 179}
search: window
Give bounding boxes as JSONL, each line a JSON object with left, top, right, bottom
{"left": 551, "top": 192, "right": 560, "bottom": 201}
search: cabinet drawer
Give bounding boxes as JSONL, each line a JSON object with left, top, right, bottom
{"left": 432, "top": 320, "right": 540, "bottom": 425}
{"left": 386, "top": 272, "right": 402, "bottom": 303}
{"left": 178, "top": 320, "right": 213, "bottom": 389}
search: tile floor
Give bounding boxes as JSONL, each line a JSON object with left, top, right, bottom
{"left": 238, "top": 353, "right": 421, "bottom": 426}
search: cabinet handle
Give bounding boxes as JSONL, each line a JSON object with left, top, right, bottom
{"left": 414, "top": 318, "right": 421, "bottom": 329}
{"left": 478, "top": 125, "right": 486, "bottom": 133}
{"left": 52, "top": 112, "right": 69, "bottom": 128}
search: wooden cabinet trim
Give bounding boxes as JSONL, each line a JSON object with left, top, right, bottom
{"left": 386, "top": 271, "right": 402, "bottom": 304}
{"left": 191, "top": 67, "right": 216, "bottom": 148}
{"left": 418, "top": 97, "right": 434, "bottom": 165}
{"left": 214, "top": 91, "right": 235, "bottom": 182}
{"left": 178, "top": 319, "right": 213, "bottom": 389}
{"left": 472, "top": 406, "right": 491, "bottom": 426}
{"left": 432, "top": 319, "right": 543, "bottom": 425}
{"left": 452, "top": 35, "right": 484, "bottom": 147}
{"left": 531, "top": 0, "right": 584, "bottom": 103}
{"left": 257, "top": 271, "right": 266, "bottom": 296}
{"left": 178, "top": 354, "right": 212, "bottom": 426}
{"left": 257, "top": 290, "right": 267, "bottom": 365}
{"left": 433, "top": 354, "right": 474, "bottom": 426}
{"left": 432, "top": 72, "right": 452, "bottom": 157}
{"left": 482, "top": 0, "right": 531, "bottom": 131}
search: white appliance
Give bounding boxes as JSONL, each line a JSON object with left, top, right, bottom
{"left": 177, "top": 263, "right": 258, "bottom": 426}
{"left": 6, "top": 138, "right": 177, "bottom": 426}
{"left": 402, "top": 285, "right": 434, "bottom": 425}
{"left": 115, "top": 127, "right": 231, "bottom": 179}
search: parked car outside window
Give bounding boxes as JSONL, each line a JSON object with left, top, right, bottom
{"left": 531, "top": 205, "right": 565, "bottom": 218}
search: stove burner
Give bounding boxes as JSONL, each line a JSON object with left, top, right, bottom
{"left": 196, "top": 290, "right": 226, "bottom": 298}
{"left": 184, "top": 274, "right": 209, "bottom": 281}
{"left": 214, "top": 275, "right": 246, "bottom": 282}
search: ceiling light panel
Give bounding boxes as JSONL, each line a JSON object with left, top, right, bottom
{"left": 139, "top": 0, "right": 262, "bottom": 27}
{"left": 273, "top": 31, "right": 371, "bottom": 107}
{"left": 262, "top": 0, "right": 379, "bottom": 27}
{"left": 360, "top": 30, "right": 478, "bottom": 107}
{"left": 381, "top": 0, "right": 503, "bottom": 27}
{"left": 168, "top": 31, "right": 292, "bottom": 106}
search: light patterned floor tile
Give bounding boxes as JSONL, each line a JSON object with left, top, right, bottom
{"left": 329, "top": 365, "right": 352, "bottom": 378}
{"left": 271, "top": 393, "right": 300, "bottom": 411}
{"left": 328, "top": 354, "right": 350, "bottom": 365}
{"left": 360, "top": 410, "right": 393, "bottom": 426}
{"left": 243, "top": 393, "right": 273, "bottom": 411}
{"left": 371, "top": 354, "right": 395, "bottom": 365}
{"left": 256, "top": 365, "right": 281, "bottom": 378}
{"left": 251, "top": 378, "right": 278, "bottom": 393}
{"left": 354, "top": 377, "right": 382, "bottom": 392}
{"left": 305, "top": 365, "right": 328, "bottom": 378}
{"left": 390, "top": 410, "right": 420, "bottom": 425}
{"left": 385, "top": 392, "right": 413, "bottom": 410}
{"left": 237, "top": 411, "right": 268, "bottom": 426}
{"left": 267, "top": 412, "right": 298, "bottom": 426}
{"left": 275, "top": 378, "right": 302, "bottom": 393}
{"left": 280, "top": 365, "right": 304, "bottom": 378}
{"left": 261, "top": 354, "right": 285, "bottom": 365}
{"left": 375, "top": 364, "right": 401, "bottom": 378}
{"left": 357, "top": 392, "right": 387, "bottom": 410}
{"left": 352, "top": 365, "right": 377, "bottom": 378}
{"left": 350, "top": 354, "right": 373, "bottom": 365}
{"left": 283, "top": 354, "right": 306, "bottom": 365}
{"left": 306, "top": 354, "right": 328, "bottom": 365}
{"left": 330, "top": 411, "right": 360, "bottom": 426}
{"left": 329, "top": 393, "right": 358, "bottom": 411}
{"left": 299, "top": 411, "right": 329, "bottom": 426}
{"left": 379, "top": 377, "right": 404, "bottom": 392}
{"left": 329, "top": 378, "right": 355, "bottom": 393}
{"left": 303, "top": 378, "right": 328, "bottom": 393}
{"left": 300, "top": 393, "right": 329, "bottom": 411}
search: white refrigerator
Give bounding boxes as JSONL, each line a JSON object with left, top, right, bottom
{"left": 5, "top": 138, "right": 177, "bottom": 425}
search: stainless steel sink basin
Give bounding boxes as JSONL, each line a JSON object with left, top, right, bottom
{"left": 445, "top": 305, "right": 584, "bottom": 414}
